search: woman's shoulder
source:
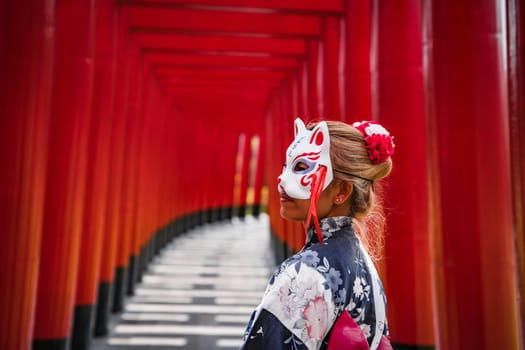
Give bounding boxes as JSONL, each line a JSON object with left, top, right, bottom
{"left": 312, "top": 228, "right": 360, "bottom": 262}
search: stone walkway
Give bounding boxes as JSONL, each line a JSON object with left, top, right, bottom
{"left": 92, "top": 215, "right": 274, "bottom": 350}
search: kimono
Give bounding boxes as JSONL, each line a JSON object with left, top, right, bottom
{"left": 240, "top": 216, "right": 389, "bottom": 350}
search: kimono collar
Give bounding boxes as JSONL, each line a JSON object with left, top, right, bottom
{"left": 306, "top": 216, "right": 354, "bottom": 245}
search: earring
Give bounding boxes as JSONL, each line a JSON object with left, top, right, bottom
{"left": 335, "top": 198, "right": 342, "bottom": 204}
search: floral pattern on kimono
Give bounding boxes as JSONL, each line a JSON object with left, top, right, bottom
{"left": 240, "top": 216, "right": 389, "bottom": 350}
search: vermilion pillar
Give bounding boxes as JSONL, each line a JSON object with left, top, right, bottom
{"left": 276, "top": 86, "right": 294, "bottom": 255}
{"left": 151, "top": 96, "right": 170, "bottom": 248}
{"left": 145, "top": 79, "right": 165, "bottom": 262}
{"left": 173, "top": 114, "right": 191, "bottom": 221}
{"left": 234, "top": 133, "right": 249, "bottom": 218}
{"left": 0, "top": 1, "right": 53, "bottom": 349}
{"left": 209, "top": 116, "right": 231, "bottom": 221}
{"left": 194, "top": 116, "right": 208, "bottom": 223}
{"left": 298, "top": 61, "right": 309, "bottom": 116}
{"left": 226, "top": 125, "right": 239, "bottom": 220}
{"left": 371, "top": 0, "right": 435, "bottom": 347}
{"left": 167, "top": 111, "right": 182, "bottom": 223}
{"left": 124, "top": 55, "right": 146, "bottom": 296}
{"left": 240, "top": 131, "right": 252, "bottom": 219}
{"left": 71, "top": 1, "right": 117, "bottom": 348}
{"left": 508, "top": 0, "right": 525, "bottom": 341}
{"left": 343, "top": 0, "right": 372, "bottom": 122}
{"left": 283, "top": 78, "right": 303, "bottom": 253}
{"left": 112, "top": 46, "right": 143, "bottom": 312}
{"left": 132, "top": 72, "right": 159, "bottom": 290}
{"left": 321, "top": 16, "right": 342, "bottom": 120}
{"left": 424, "top": 1, "right": 520, "bottom": 349}
{"left": 160, "top": 101, "right": 171, "bottom": 225}
{"left": 266, "top": 96, "right": 287, "bottom": 262}
{"left": 307, "top": 40, "right": 322, "bottom": 118}
{"left": 251, "top": 134, "right": 264, "bottom": 217}
{"left": 207, "top": 126, "right": 221, "bottom": 220}
{"left": 203, "top": 116, "right": 219, "bottom": 219}
{"left": 94, "top": 8, "right": 130, "bottom": 335}
{"left": 32, "top": 0, "right": 95, "bottom": 348}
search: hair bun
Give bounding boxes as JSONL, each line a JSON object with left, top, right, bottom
{"left": 352, "top": 121, "right": 395, "bottom": 165}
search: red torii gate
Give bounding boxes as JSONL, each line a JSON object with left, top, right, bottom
{"left": 0, "top": 1, "right": 523, "bottom": 350}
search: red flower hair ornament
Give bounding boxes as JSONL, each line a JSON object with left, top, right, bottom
{"left": 352, "top": 121, "right": 395, "bottom": 164}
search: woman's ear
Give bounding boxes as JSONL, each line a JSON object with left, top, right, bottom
{"left": 335, "top": 181, "right": 353, "bottom": 204}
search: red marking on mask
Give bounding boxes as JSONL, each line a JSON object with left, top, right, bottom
{"left": 301, "top": 174, "right": 313, "bottom": 187}
{"left": 292, "top": 151, "right": 320, "bottom": 163}
{"left": 309, "top": 128, "right": 324, "bottom": 145}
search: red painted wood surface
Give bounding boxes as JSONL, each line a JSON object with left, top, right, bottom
{"left": 124, "top": 0, "right": 344, "bottom": 12}
{"left": 0, "top": 1, "right": 53, "bottom": 348}
{"left": 33, "top": 0, "right": 95, "bottom": 340}
{"left": 322, "top": 16, "right": 342, "bottom": 120}
{"left": 266, "top": 94, "right": 286, "bottom": 252}
{"left": 0, "top": 1, "right": 523, "bottom": 348}
{"left": 280, "top": 80, "right": 304, "bottom": 252}
{"left": 252, "top": 134, "right": 265, "bottom": 210}
{"left": 307, "top": 40, "right": 322, "bottom": 118}
{"left": 99, "top": 9, "right": 131, "bottom": 285}
{"left": 508, "top": 0, "right": 525, "bottom": 339}
{"left": 296, "top": 62, "right": 308, "bottom": 116}
{"left": 373, "top": 0, "right": 434, "bottom": 346}
{"left": 116, "top": 42, "right": 143, "bottom": 271}
{"left": 343, "top": 0, "right": 372, "bottom": 121}
{"left": 234, "top": 133, "right": 248, "bottom": 210}
{"left": 424, "top": 0, "right": 519, "bottom": 348}
{"left": 75, "top": 0, "right": 118, "bottom": 307}
{"left": 125, "top": 6, "right": 322, "bottom": 36}
{"left": 137, "top": 33, "right": 307, "bottom": 55}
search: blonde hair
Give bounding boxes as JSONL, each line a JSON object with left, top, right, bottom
{"left": 310, "top": 121, "right": 393, "bottom": 259}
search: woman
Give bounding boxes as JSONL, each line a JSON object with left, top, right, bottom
{"left": 241, "top": 118, "right": 395, "bottom": 350}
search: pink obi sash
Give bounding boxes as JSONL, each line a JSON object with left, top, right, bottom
{"left": 328, "top": 310, "right": 393, "bottom": 350}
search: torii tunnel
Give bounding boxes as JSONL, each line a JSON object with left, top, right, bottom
{"left": 1, "top": 0, "right": 525, "bottom": 349}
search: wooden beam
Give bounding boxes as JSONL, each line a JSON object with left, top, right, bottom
{"left": 123, "top": 0, "right": 344, "bottom": 13}
{"left": 135, "top": 32, "right": 307, "bottom": 55}
{"left": 125, "top": 6, "right": 322, "bottom": 36}
{"left": 145, "top": 52, "right": 298, "bottom": 69}
{"left": 159, "top": 77, "right": 281, "bottom": 88}
{"left": 153, "top": 67, "right": 287, "bottom": 80}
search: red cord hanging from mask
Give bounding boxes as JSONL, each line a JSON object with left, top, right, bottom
{"left": 305, "top": 165, "right": 327, "bottom": 244}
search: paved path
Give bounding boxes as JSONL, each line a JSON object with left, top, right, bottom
{"left": 92, "top": 215, "right": 274, "bottom": 350}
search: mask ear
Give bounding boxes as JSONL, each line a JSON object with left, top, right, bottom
{"left": 294, "top": 118, "right": 307, "bottom": 137}
{"left": 309, "top": 121, "right": 330, "bottom": 147}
